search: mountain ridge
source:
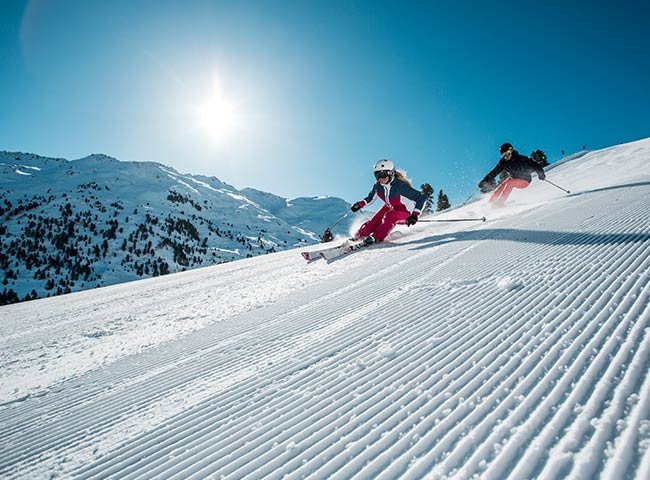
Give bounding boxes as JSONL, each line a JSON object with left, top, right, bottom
{"left": 0, "top": 151, "right": 352, "bottom": 305}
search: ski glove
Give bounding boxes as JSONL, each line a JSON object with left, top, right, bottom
{"left": 406, "top": 214, "right": 418, "bottom": 226}
{"left": 538, "top": 171, "right": 546, "bottom": 181}
{"left": 479, "top": 179, "right": 496, "bottom": 193}
{"left": 351, "top": 202, "right": 363, "bottom": 212}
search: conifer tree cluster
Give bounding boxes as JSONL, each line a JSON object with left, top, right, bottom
{"left": 420, "top": 183, "right": 434, "bottom": 215}
{"left": 0, "top": 185, "right": 285, "bottom": 306}
{"left": 436, "top": 190, "right": 451, "bottom": 211}
{"left": 421, "top": 183, "right": 451, "bottom": 213}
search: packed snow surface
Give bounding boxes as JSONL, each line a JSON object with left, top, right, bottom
{"left": 1, "top": 139, "right": 649, "bottom": 479}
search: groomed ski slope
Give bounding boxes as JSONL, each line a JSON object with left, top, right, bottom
{"left": 1, "top": 139, "right": 649, "bottom": 479}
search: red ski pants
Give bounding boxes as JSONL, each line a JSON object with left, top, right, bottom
{"left": 356, "top": 205, "right": 410, "bottom": 242}
{"left": 489, "top": 178, "right": 530, "bottom": 204}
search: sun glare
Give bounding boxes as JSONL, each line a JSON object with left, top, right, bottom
{"left": 194, "top": 76, "right": 242, "bottom": 141}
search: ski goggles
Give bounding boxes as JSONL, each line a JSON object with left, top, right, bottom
{"left": 374, "top": 170, "right": 392, "bottom": 180}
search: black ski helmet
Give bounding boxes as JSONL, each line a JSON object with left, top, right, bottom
{"left": 500, "top": 142, "right": 514, "bottom": 154}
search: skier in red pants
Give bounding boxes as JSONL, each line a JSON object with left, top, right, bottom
{"left": 479, "top": 143, "right": 546, "bottom": 205}
{"left": 489, "top": 178, "right": 531, "bottom": 204}
{"left": 350, "top": 160, "right": 426, "bottom": 244}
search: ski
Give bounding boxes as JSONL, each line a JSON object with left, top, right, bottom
{"left": 301, "top": 239, "right": 374, "bottom": 261}
{"left": 319, "top": 240, "right": 372, "bottom": 260}
{"left": 300, "top": 250, "right": 321, "bottom": 261}
{"left": 301, "top": 239, "right": 354, "bottom": 261}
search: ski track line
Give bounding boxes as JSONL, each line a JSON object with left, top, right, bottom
{"left": 600, "top": 355, "right": 650, "bottom": 479}
{"left": 478, "top": 260, "right": 649, "bottom": 479}
{"left": 382, "top": 282, "right": 644, "bottom": 478}
{"left": 1, "top": 185, "right": 648, "bottom": 479}
{"left": 538, "top": 296, "right": 649, "bottom": 480}
{"left": 454, "top": 197, "right": 647, "bottom": 478}
{"left": 354, "top": 201, "right": 648, "bottom": 478}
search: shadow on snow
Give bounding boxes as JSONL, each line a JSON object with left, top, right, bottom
{"left": 566, "top": 181, "right": 650, "bottom": 198}
{"left": 409, "top": 181, "right": 650, "bottom": 251}
{"left": 410, "top": 228, "right": 650, "bottom": 251}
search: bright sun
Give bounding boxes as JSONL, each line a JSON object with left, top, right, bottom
{"left": 195, "top": 78, "right": 241, "bottom": 140}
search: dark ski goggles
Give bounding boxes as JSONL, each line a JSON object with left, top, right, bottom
{"left": 374, "top": 170, "right": 392, "bottom": 180}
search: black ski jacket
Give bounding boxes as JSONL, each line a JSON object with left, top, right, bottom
{"left": 482, "top": 150, "right": 546, "bottom": 183}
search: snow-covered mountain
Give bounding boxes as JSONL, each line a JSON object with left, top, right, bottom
{"left": 0, "top": 152, "right": 352, "bottom": 305}
{"left": 241, "top": 187, "right": 353, "bottom": 238}
{"left": 1, "top": 138, "right": 649, "bottom": 479}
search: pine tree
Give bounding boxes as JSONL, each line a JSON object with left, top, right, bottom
{"left": 436, "top": 190, "right": 451, "bottom": 211}
{"left": 420, "top": 183, "right": 434, "bottom": 215}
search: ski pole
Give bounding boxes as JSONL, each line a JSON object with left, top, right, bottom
{"left": 419, "top": 217, "right": 486, "bottom": 223}
{"left": 544, "top": 179, "right": 571, "bottom": 194}
{"left": 462, "top": 187, "right": 479, "bottom": 206}
{"left": 327, "top": 211, "right": 351, "bottom": 230}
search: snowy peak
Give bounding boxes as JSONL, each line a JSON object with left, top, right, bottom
{"left": 74, "top": 153, "right": 121, "bottom": 165}
{"left": 242, "top": 187, "right": 354, "bottom": 235}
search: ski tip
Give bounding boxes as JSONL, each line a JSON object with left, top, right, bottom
{"left": 301, "top": 252, "right": 311, "bottom": 261}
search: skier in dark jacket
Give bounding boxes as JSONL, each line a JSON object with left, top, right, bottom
{"left": 479, "top": 143, "right": 546, "bottom": 204}
{"left": 350, "top": 159, "right": 426, "bottom": 244}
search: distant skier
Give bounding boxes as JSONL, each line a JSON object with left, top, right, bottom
{"left": 478, "top": 143, "right": 546, "bottom": 205}
{"left": 350, "top": 160, "right": 426, "bottom": 244}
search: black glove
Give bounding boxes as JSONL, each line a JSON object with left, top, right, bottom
{"left": 406, "top": 214, "right": 418, "bottom": 226}
{"left": 321, "top": 228, "right": 334, "bottom": 242}
{"left": 351, "top": 202, "right": 363, "bottom": 212}
{"left": 538, "top": 171, "right": 546, "bottom": 181}
{"left": 479, "top": 179, "right": 495, "bottom": 193}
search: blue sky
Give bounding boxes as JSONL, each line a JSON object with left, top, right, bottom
{"left": 1, "top": 0, "right": 649, "bottom": 204}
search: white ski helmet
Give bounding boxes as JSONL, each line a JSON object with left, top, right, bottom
{"left": 373, "top": 159, "right": 395, "bottom": 173}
